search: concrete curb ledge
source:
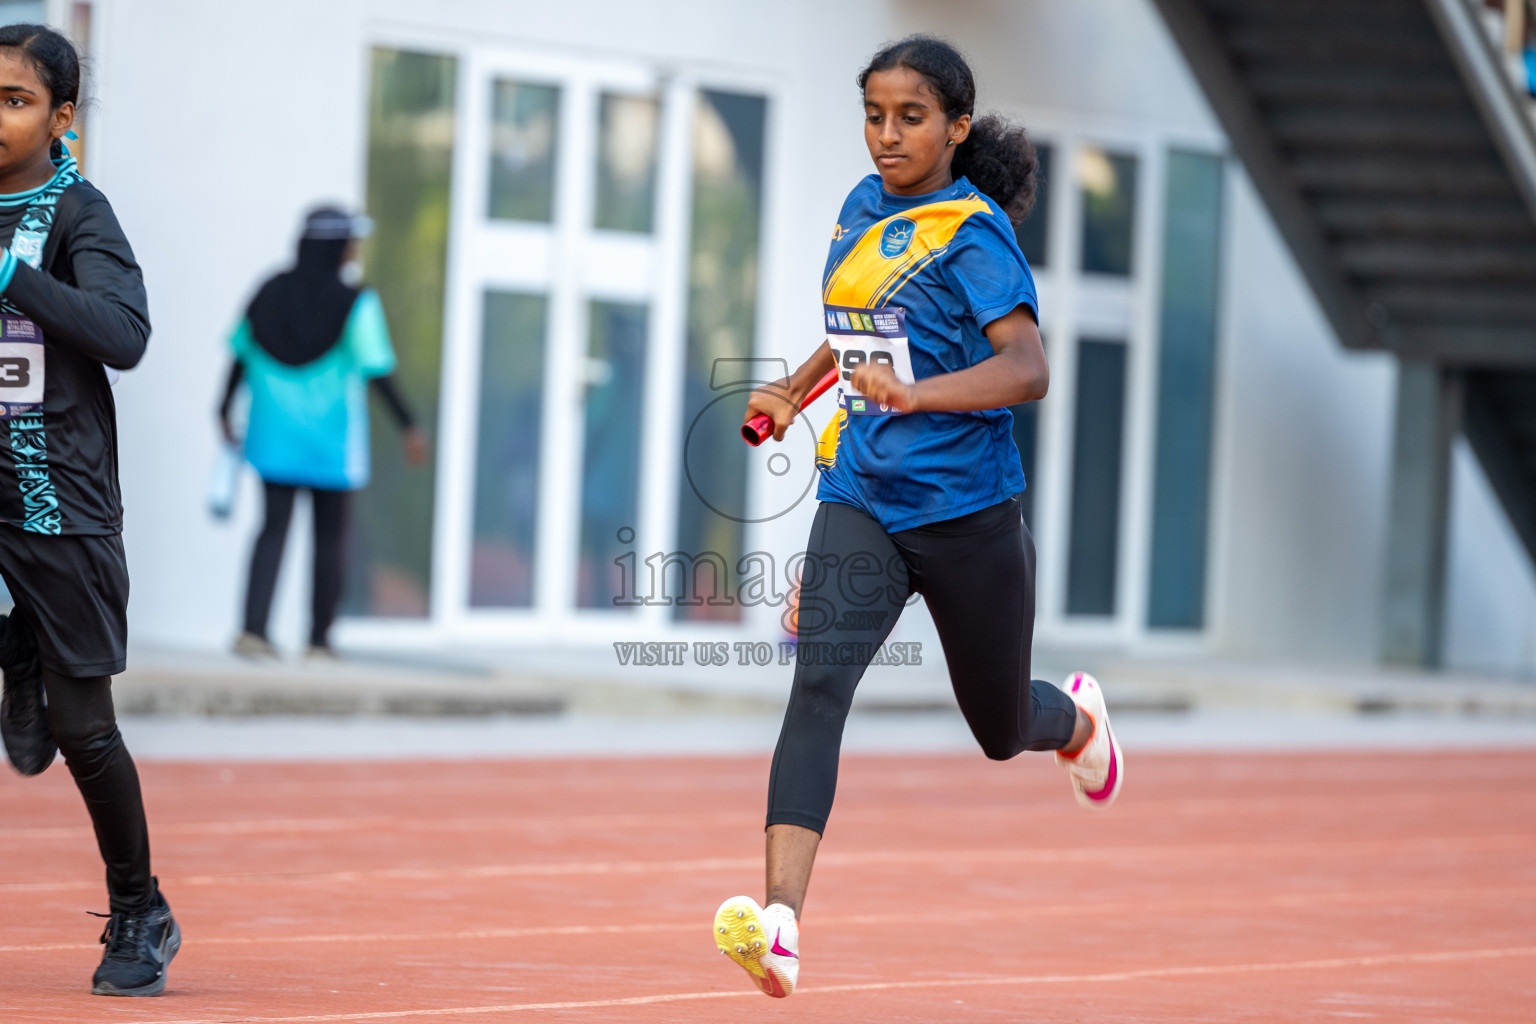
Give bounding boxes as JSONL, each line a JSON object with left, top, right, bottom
{"left": 113, "top": 687, "right": 567, "bottom": 718}
{"left": 114, "top": 657, "right": 567, "bottom": 718}
{"left": 1084, "top": 657, "right": 1536, "bottom": 719}
{"left": 110, "top": 649, "right": 1536, "bottom": 719}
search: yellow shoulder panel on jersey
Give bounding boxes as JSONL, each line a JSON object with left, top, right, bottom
{"left": 823, "top": 198, "right": 991, "bottom": 309}
{"left": 815, "top": 408, "right": 846, "bottom": 471}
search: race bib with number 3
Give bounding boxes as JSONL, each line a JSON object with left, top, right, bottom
{"left": 823, "top": 303, "right": 913, "bottom": 416}
{"left": 0, "top": 316, "right": 44, "bottom": 417}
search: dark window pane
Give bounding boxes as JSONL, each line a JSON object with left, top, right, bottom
{"left": 1079, "top": 148, "right": 1137, "bottom": 276}
{"left": 1013, "top": 144, "right": 1051, "bottom": 268}
{"left": 470, "top": 292, "right": 547, "bottom": 608}
{"left": 350, "top": 48, "right": 456, "bottom": 618}
{"left": 674, "top": 90, "right": 767, "bottom": 622}
{"left": 594, "top": 93, "right": 660, "bottom": 233}
{"left": 1009, "top": 402, "right": 1038, "bottom": 529}
{"left": 488, "top": 80, "right": 560, "bottom": 222}
{"left": 1148, "top": 151, "right": 1224, "bottom": 629}
{"left": 577, "top": 301, "right": 648, "bottom": 608}
{"left": 1067, "top": 339, "right": 1127, "bottom": 616}
{"left": 1008, "top": 337, "right": 1045, "bottom": 530}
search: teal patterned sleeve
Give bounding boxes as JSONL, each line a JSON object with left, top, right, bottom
{"left": 229, "top": 317, "right": 257, "bottom": 362}
{"left": 345, "top": 289, "right": 398, "bottom": 378}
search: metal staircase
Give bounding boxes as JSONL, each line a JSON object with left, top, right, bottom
{"left": 1148, "top": 0, "right": 1536, "bottom": 664}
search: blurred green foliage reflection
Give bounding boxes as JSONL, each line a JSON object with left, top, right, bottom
{"left": 348, "top": 49, "right": 457, "bottom": 617}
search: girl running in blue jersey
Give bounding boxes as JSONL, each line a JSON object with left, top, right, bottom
{"left": 0, "top": 25, "right": 179, "bottom": 996}
{"left": 714, "top": 35, "right": 1122, "bottom": 998}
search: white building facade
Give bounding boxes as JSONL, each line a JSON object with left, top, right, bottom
{"left": 33, "top": 0, "right": 1533, "bottom": 674}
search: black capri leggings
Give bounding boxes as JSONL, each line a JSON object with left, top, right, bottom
{"left": 45, "top": 671, "right": 154, "bottom": 915}
{"left": 243, "top": 482, "right": 349, "bottom": 647}
{"left": 766, "top": 496, "right": 1078, "bottom": 834}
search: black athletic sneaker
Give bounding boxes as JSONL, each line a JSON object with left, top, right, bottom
{"left": 91, "top": 882, "right": 181, "bottom": 997}
{"left": 0, "top": 612, "right": 55, "bottom": 776}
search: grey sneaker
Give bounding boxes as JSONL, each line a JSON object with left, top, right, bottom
{"left": 232, "top": 632, "right": 279, "bottom": 660}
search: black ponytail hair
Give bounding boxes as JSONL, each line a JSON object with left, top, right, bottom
{"left": 858, "top": 35, "right": 1038, "bottom": 225}
{"left": 0, "top": 24, "right": 81, "bottom": 161}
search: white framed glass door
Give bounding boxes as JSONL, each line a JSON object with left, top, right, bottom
{"left": 347, "top": 34, "right": 776, "bottom": 651}
{"left": 1016, "top": 125, "right": 1231, "bottom": 654}
{"left": 429, "top": 47, "right": 700, "bottom": 641}
{"left": 1026, "top": 134, "right": 1167, "bottom": 646}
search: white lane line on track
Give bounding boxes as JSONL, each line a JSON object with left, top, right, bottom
{"left": 104, "top": 945, "right": 1536, "bottom": 1023}
{"left": 4, "top": 832, "right": 1532, "bottom": 894}
{"left": 5, "top": 883, "right": 1534, "bottom": 954}
{"left": 0, "top": 811, "right": 755, "bottom": 843}
{"left": 1, "top": 789, "right": 1511, "bottom": 843}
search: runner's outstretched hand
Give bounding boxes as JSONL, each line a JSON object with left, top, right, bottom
{"left": 744, "top": 379, "right": 802, "bottom": 443}
{"left": 743, "top": 343, "right": 838, "bottom": 442}
{"left": 404, "top": 427, "right": 428, "bottom": 466}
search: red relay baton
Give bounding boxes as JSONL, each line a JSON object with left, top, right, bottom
{"left": 741, "top": 368, "right": 840, "bottom": 447}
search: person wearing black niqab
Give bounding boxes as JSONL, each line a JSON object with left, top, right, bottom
{"left": 218, "top": 206, "right": 424, "bottom": 660}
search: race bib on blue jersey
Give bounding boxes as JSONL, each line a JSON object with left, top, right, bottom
{"left": 0, "top": 316, "right": 44, "bottom": 418}
{"left": 824, "top": 303, "right": 914, "bottom": 416}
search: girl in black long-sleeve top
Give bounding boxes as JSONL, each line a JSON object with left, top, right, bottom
{"left": 0, "top": 25, "right": 179, "bottom": 998}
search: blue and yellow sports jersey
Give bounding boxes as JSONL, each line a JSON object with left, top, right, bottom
{"left": 815, "top": 174, "right": 1034, "bottom": 533}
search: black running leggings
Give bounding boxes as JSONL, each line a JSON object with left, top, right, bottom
{"left": 243, "top": 482, "right": 349, "bottom": 647}
{"left": 767, "top": 497, "right": 1079, "bottom": 834}
{"left": 44, "top": 671, "right": 153, "bottom": 915}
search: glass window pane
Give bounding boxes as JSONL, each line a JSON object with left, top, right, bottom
{"left": 1008, "top": 337, "right": 1045, "bottom": 530}
{"left": 674, "top": 90, "right": 767, "bottom": 623}
{"left": 1014, "top": 144, "right": 1051, "bottom": 268}
{"left": 1009, "top": 401, "right": 1038, "bottom": 529}
{"left": 1148, "top": 151, "right": 1224, "bottom": 629}
{"left": 470, "top": 292, "right": 548, "bottom": 608}
{"left": 1067, "top": 339, "right": 1127, "bottom": 616}
{"left": 1079, "top": 147, "right": 1137, "bottom": 276}
{"left": 488, "top": 80, "right": 560, "bottom": 222}
{"left": 0, "top": 3, "right": 46, "bottom": 26}
{"left": 577, "top": 302, "right": 648, "bottom": 608}
{"left": 349, "top": 48, "right": 456, "bottom": 618}
{"left": 594, "top": 93, "right": 660, "bottom": 233}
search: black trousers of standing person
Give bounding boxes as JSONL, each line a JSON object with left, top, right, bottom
{"left": 243, "top": 481, "right": 350, "bottom": 648}
{"left": 766, "top": 496, "right": 1080, "bottom": 835}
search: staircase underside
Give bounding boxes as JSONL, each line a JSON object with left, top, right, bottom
{"left": 1150, "top": 0, "right": 1536, "bottom": 568}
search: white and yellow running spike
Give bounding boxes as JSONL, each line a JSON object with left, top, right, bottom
{"left": 713, "top": 895, "right": 799, "bottom": 998}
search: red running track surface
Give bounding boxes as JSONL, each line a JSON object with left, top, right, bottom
{"left": 1, "top": 749, "right": 1534, "bottom": 1022}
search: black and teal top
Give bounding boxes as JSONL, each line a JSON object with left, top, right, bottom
{"left": 228, "top": 291, "right": 397, "bottom": 490}
{"left": 0, "top": 156, "right": 150, "bottom": 535}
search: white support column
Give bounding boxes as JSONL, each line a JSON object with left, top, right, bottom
{"left": 431, "top": 47, "right": 486, "bottom": 633}
{"left": 1381, "top": 358, "right": 1463, "bottom": 667}
{"left": 635, "top": 77, "right": 697, "bottom": 628}
{"left": 534, "top": 73, "right": 600, "bottom": 626}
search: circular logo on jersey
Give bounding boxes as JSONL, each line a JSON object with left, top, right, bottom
{"left": 879, "top": 217, "right": 915, "bottom": 259}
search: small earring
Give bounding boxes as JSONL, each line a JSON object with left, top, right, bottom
{"left": 946, "top": 139, "right": 954, "bottom": 146}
